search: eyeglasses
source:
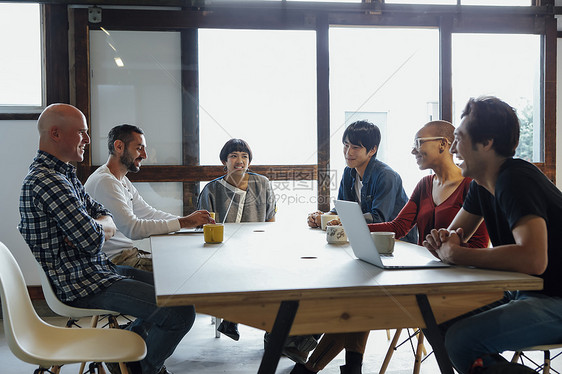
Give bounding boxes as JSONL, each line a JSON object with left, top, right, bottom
{"left": 412, "top": 137, "right": 450, "bottom": 150}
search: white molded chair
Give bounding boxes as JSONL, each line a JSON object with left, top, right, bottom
{"left": 36, "top": 260, "right": 132, "bottom": 373}
{"left": 37, "top": 260, "right": 122, "bottom": 326}
{"left": 0, "top": 242, "right": 146, "bottom": 373}
{"left": 512, "top": 344, "right": 562, "bottom": 374}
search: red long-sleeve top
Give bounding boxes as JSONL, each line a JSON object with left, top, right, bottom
{"left": 368, "top": 175, "right": 489, "bottom": 248}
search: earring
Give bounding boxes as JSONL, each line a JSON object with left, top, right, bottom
{"left": 223, "top": 166, "right": 227, "bottom": 171}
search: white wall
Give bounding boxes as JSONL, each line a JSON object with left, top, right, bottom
{"left": 0, "top": 120, "right": 42, "bottom": 285}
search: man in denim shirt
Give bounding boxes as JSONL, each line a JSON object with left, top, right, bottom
{"left": 307, "top": 120, "right": 416, "bottom": 243}
{"left": 19, "top": 103, "right": 192, "bottom": 374}
{"left": 297, "top": 121, "right": 416, "bottom": 374}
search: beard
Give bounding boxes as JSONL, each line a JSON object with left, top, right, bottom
{"left": 120, "top": 149, "right": 141, "bottom": 173}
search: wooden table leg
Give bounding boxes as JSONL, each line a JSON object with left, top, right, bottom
{"left": 415, "top": 294, "right": 454, "bottom": 374}
{"left": 258, "top": 300, "right": 300, "bottom": 374}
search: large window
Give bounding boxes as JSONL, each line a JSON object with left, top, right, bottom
{"left": 89, "top": 30, "right": 183, "bottom": 166}
{"left": 385, "top": 0, "right": 456, "bottom": 4}
{"left": 461, "top": 0, "right": 531, "bottom": 5}
{"left": 329, "top": 27, "right": 440, "bottom": 195}
{"left": 89, "top": 29, "right": 184, "bottom": 212}
{"left": 452, "top": 33, "right": 542, "bottom": 162}
{"left": 386, "top": 0, "right": 531, "bottom": 4}
{"left": 72, "top": 4, "right": 554, "bottom": 217}
{"left": 199, "top": 29, "right": 318, "bottom": 218}
{"left": 198, "top": 29, "right": 317, "bottom": 166}
{"left": 0, "top": 3, "right": 42, "bottom": 110}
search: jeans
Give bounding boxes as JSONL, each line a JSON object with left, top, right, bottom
{"left": 69, "top": 266, "right": 195, "bottom": 374}
{"left": 441, "top": 291, "right": 562, "bottom": 374}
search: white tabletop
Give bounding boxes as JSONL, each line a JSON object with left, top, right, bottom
{"left": 151, "top": 222, "right": 542, "bottom": 373}
{"left": 151, "top": 222, "right": 542, "bottom": 307}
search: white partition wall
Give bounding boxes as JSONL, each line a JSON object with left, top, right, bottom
{"left": 0, "top": 121, "right": 44, "bottom": 285}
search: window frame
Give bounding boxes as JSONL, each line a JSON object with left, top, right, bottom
{"left": 0, "top": 4, "right": 71, "bottom": 120}
{"left": 67, "top": 2, "right": 555, "bottom": 213}
{"left": 0, "top": 3, "right": 44, "bottom": 118}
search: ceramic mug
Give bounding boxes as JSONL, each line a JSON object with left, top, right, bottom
{"left": 320, "top": 214, "right": 339, "bottom": 231}
{"left": 203, "top": 223, "right": 224, "bottom": 244}
{"left": 370, "top": 231, "right": 395, "bottom": 254}
{"left": 326, "top": 226, "right": 347, "bottom": 244}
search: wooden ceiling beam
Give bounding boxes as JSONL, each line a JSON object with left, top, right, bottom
{"left": 4, "top": 0, "right": 190, "bottom": 6}
{"left": 1, "top": 0, "right": 552, "bottom": 17}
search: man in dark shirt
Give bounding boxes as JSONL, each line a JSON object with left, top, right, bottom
{"left": 19, "top": 103, "right": 193, "bottom": 374}
{"left": 424, "top": 96, "right": 562, "bottom": 374}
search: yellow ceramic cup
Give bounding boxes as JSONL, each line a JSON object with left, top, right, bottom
{"left": 203, "top": 223, "right": 224, "bottom": 244}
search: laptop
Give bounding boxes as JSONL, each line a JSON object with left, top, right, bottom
{"left": 334, "top": 200, "right": 451, "bottom": 269}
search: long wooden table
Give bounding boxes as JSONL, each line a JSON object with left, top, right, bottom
{"left": 151, "top": 222, "right": 542, "bottom": 374}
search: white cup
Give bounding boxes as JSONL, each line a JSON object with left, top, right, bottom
{"left": 320, "top": 214, "right": 339, "bottom": 231}
{"left": 370, "top": 232, "right": 395, "bottom": 254}
{"left": 326, "top": 226, "right": 347, "bottom": 244}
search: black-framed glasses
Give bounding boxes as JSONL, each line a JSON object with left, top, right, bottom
{"left": 413, "top": 137, "right": 450, "bottom": 150}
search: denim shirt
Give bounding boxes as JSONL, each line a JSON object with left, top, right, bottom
{"left": 334, "top": 157, "right": 417, "bottom": 244}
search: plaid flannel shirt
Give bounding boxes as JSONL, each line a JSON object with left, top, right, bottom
{"left": 19, "top": 151, "right": 124, "bottom": 302}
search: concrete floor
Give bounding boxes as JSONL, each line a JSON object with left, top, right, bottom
{"left": 0, "top": 310, "right": 559, "bottom": 374}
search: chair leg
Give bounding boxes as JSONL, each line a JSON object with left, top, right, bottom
{"left": 414, "top": 330, "right": 428, "bottom": 356}
{"left": 380, "top": 328, "right": 402, "bottom": 374}
{"left": 44, "top": 366, "right": 61, "bottom": 374}
{"left": 511, "top": 351, "right": 522, "bottom": 363}
{"left": 413, "top": 331, "right": 425, "bottom": 374}
{"left": 386, "top": 329, "right": 391, "bottom": 340}
{"left": 108, "top": 315, "right": 120, "bottom": 329}
{"left": 215, "top": 317, "right": 222, "bottom": 338}
{"left": 66, "top": 318, "right": 80, "bottom": 328}
{"left": 79, "top": 361, "right": 88, "bottom": 374}
{"left": 118, "top": 362, "right": 129, "bottom": 374}
{"left": 77, "top": 315, "right": 103, "bottom": 373}
{"left": 87, "top": 362, "right": 106, "bottom": 374}
{"left": 90, "top": 315, "right": 100, "bottom": 328}
{"left": 87, "top": 362, "right": 102, "bottom": 374}
{"left": 108, "top": 316, "right": 130, "bottom": 373}
{"left": 544, "top": 350, "right": 551, "bottom": 374}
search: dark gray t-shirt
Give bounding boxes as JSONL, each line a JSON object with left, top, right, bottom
{"left": 463, "top": 158, "right": 562, "bottom": 297}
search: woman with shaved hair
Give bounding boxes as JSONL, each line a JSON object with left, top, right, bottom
{"left": 368, "top": 120, "right": 489, "bottom": 246}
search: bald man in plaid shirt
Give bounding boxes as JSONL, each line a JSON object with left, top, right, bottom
{"left": 19, "top": 103, "right": 191, "bottom": 374}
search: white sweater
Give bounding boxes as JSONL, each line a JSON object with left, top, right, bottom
{"left": 84, "top": 165, "right": 180, "bottom": 259}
